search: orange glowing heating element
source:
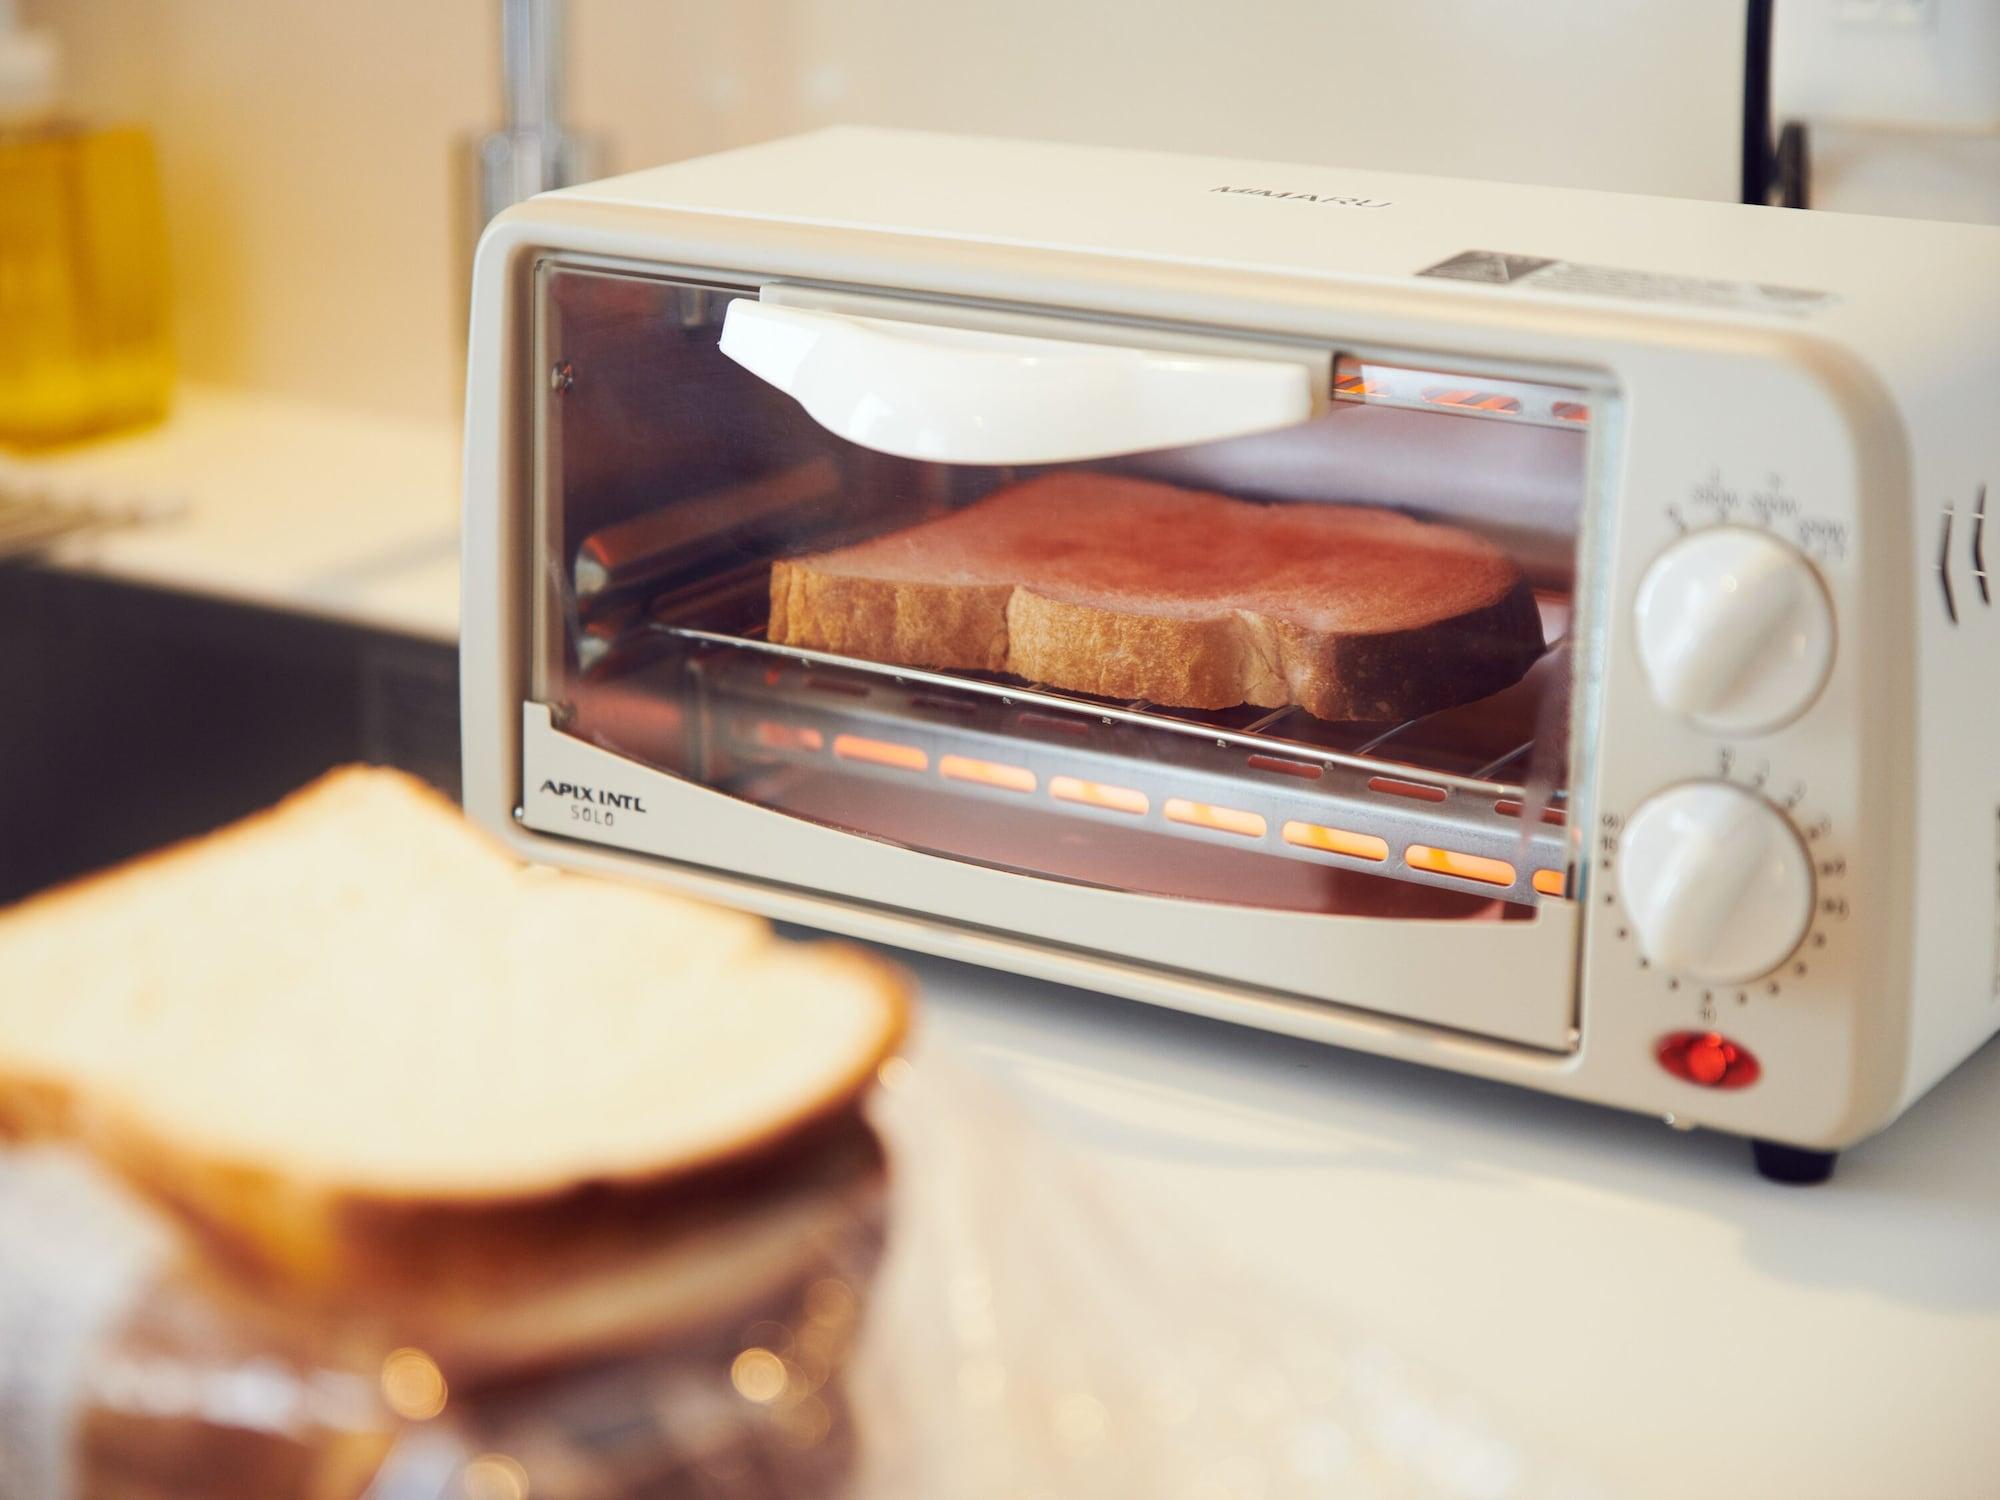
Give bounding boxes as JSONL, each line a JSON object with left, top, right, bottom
{"left": 1165, "top": 799, "right": 1266, "bottom": 838}
{"left": 1282, "top": 821, "right": 1389, "bottom": 862}
{"left": 1552, "top": 401, "right": 1591, "bottom": 424}
{"left": 1332, "top": 372, "right": 1381, "bottom": 397}
{"left": 1405, "top": 845, "right": 1516, "bottom": 886}
{"left": 832, "top": 734, "right": 928, "bottom": 772}
{"left": 1532, "top": 868, "right": 1569, "bottom": 897}
{"left": 940, "top": 755, "right": 1036, "bottom": 793}
{"left": 1425, "top": 388, "right": 1523, "bottom": 415}
{"left": 752, "top": 720, "right": 824, "bottom": 751}
{"left": 1050, "top": 776, "right": 1148, "bottom": 815}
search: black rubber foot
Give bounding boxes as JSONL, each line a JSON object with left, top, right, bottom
{"left": 1752, "top": 1140, "right": 1838, "bottom": 1185}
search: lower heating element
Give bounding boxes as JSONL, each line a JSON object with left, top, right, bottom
{"left": 565, "top": 619, "right": 1577, "bottom": 919}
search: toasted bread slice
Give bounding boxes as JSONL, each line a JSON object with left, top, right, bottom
{"left": 0, "top": 767, "right": 908, "bottom": 1286}
{"left": 770, "top": 473, "right": 1544, "bottom": 721}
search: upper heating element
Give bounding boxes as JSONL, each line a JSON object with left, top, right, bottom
{"left": 1332, "top": 357, "right": 1595, "bottom": 431}
{"left": 531, "top": 264, "right": 1607, "bottom": 920}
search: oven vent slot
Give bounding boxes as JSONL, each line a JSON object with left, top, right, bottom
{"left": 1368, "top": 776, "right": 1448, "bottom": 803}
{"left": 1940, "top": 504, "right": 1959, "bottom": 625}
{"left": 1939, "top": 487, "right": 1993, "bottom": 625}
{"left": 1248, "top": 754, "right": 1323, "bottom": 781}
{"left": 1974, "top": 483, "right": 1990, "bottom": 608}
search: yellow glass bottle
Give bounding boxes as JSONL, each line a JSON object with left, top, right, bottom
{"left": 0, "top": 7, "right": 171, "bottom": 448}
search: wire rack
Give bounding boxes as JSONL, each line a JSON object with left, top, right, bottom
{"left": 633, "top": 622, "right": 1574, "bottom": 908}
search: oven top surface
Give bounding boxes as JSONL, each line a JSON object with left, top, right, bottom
{"left": 542, "top": 126, "right": 1996, "bottom": 349}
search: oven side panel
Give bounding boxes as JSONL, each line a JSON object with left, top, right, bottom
{"left": 1565, "top": 335, "right": 1912, "bottom": 1151}
{"left": 1899, "top": 320, "right": 2000, "bottom": 1107}
{"left": 462, "top": 215, "right": 544, "bottom": 852}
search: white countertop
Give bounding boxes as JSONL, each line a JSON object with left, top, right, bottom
{"left": 910, "top": 949, "right": 2000, "bottom": 1500}
{"left": 0, "top": 386, "right": 461, "bottom": 643}
{"left": 11, "top": 387, "right": 1997, "bottom": 1498}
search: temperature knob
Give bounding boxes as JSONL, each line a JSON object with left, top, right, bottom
{"left": 1617, "top": 782, "right": 1814, "bottom": 984}
{"left": 1634, "top": 528, "right": 1833, "bottom": 734}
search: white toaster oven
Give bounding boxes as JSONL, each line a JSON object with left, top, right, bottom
{"left": 461, "top": 128, "right": 1999, "bottom": 1181}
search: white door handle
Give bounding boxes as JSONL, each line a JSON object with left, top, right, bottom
{"left": 718, "top": 298, "right": 1317, "bottom": 465}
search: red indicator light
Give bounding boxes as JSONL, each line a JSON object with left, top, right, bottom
{"left": 1655, "top": 1031, "right": 1761, "bottom": 1090}
{"left": 1685, "top": 1036, "right": 1730, "bottom": 1085}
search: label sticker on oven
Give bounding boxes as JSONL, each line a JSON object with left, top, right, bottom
{"left": 1417, "top": 249, "right": 1839, "bottom": 319}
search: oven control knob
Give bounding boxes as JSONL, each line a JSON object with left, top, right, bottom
{"left": 1618, "top": 782, "right": 1814, "bottom": 984}
{"left": 1634, "top": 528, "right": 1833, "bottom": 734}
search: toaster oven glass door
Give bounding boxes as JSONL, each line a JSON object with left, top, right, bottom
{"left": 525, "top": 262, "right": 1607, "bottom": 942}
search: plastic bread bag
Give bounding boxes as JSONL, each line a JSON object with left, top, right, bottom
{"left": 0, "top": 1122, "right": 889, "bottom": 1500}
{"left": 0, "top": 1041, "right": 1599, "bottom": 1500}
{"left": 841, "top": 1044, "right": 1600, "bottom": 1500}
{"left": 0, "top": 1147, "right": 396, "bottom": 1500}
{"left": 358, "top": 1040, "right": 1598, "bottom": 1500}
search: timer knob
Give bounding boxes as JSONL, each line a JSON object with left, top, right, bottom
{"left": 1617, "top": 782, "right": 1814, "bottom": 984}
{"left": 1634, "top": 527, "right": 1833, "bottom": 734}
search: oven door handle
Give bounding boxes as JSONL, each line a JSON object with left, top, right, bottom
{"left": 719, "top": 299, "right": 1318, "bottom": 465}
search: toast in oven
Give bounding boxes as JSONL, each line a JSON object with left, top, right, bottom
{"left": 769, "top": 473, "right": 1545, "bottom": 721}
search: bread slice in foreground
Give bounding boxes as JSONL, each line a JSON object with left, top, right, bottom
{"left": 0, "top": 767, "right": 908, "bottom": 1287}
{"left": 770, "top": 473, "right": 1544, "bottom": 721}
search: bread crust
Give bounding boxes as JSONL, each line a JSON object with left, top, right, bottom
{"left": 769, "top": 480, "right": 1545, "bottom": 721}
{"left": 772, "top": 560, "right": 1012, "bottom": 671}
{"left": 0, "top": 944, "right": 909, "bottom": 1290}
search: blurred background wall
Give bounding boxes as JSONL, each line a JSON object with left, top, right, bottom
{"left": 28, "top": 0, "right": 1752, "bottom": 426}
{"left": 6, "top": 0, "right": 1995, "bottom": 891}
